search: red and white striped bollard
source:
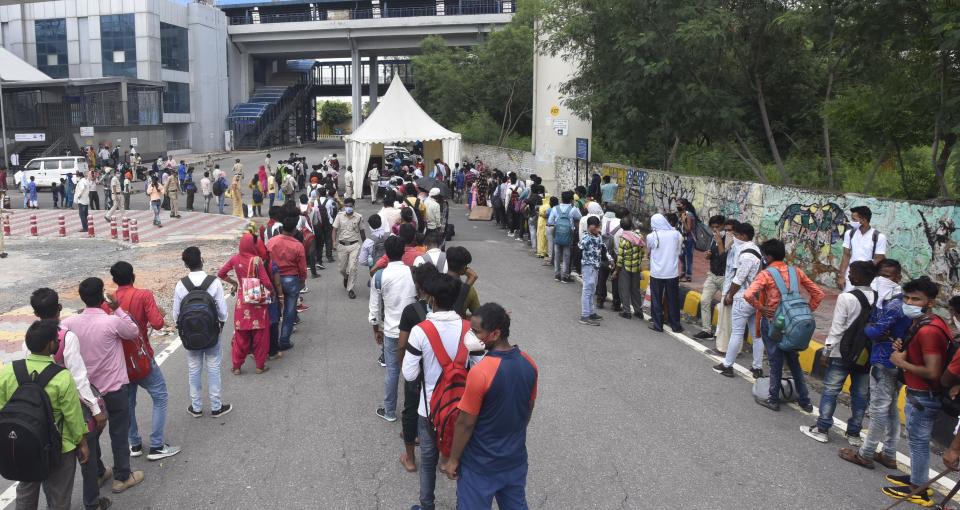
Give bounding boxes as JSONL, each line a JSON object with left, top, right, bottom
{"left": 57, "top": 215, "right": 65, "bottom": 237}
{"left": 130, "top": 219, "right": 139, "bottom": 244}
{"left": 2, "top": 215, "right": 10, "bottom": 237}
{"left": 110, "top": 218, "right": 117, "bottom": 239}
{"left": 29, "top": 214, "right": 38, "bottom": 236}
{"left": 87, "top": 215, "right": 95, "bottom": 237}
{"left": 121, "top": 217, "right": 130, "bottom": 242}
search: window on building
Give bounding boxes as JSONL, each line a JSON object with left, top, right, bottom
{"left": 100, "top": 14, "right": 136, "bottom": 77}
{"left": 160, "top": 22, "right": 189, "bottom": 71}
{"left": 35, "top": 19, "right": 68, "bottom": 79}
{"left": 163, "top": 81, "right": 190, "bottom": 114}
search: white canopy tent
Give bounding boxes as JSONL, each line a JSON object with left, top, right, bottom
{"left": 344, "top": 76, "right": 461, "bottom": 198}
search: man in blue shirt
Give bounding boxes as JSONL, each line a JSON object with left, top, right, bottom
{"left": 839, "top": 259, "right": 911, "bottom": 469}
{"left": 599, "top": 175, "right": 618, "bottom": 206}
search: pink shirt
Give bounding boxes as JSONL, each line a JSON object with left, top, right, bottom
{"left": 61, "top": 307, "right": 139, "bottom": 394}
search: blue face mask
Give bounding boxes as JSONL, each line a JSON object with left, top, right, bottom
{"left": 345, "top": 207, "right": 354, "bottom": 215}
{"left": 902, "top": 303, "right": 924, "bottom": 319}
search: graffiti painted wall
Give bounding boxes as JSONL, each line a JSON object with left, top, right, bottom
{"left": 463, "top": 142, "right": 960, "bottom": 292}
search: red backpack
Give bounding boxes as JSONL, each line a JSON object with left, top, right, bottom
{"left": 419, "top": 319, "right": 471, "bottom": 457}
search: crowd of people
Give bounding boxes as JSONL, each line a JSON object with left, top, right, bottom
{"left": 14, "top": 147, "right": 960, "bottom": 508}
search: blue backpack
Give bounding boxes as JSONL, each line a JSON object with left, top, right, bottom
{"left": 553, "top": 205, "right": 575, "bottom": 247}
{"left": 766, "top": 266, "right": 816, "bottom": 352}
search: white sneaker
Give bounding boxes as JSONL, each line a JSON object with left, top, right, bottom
{"left": 800, "top": 425, "right": 829, "bottom": 443}
{"left": 146, "top": 444, "right": 181, "bottom": 461}
{"left": 300, "top": 286, "right": 309, "bottom": 294}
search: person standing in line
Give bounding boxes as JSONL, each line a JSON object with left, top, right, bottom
{"left": 109, "top": 262, "right": 181, "bottom": 461}
{"left": 711, "top": 218, "right": 739, "bottom": 356}
{"left": 837, "top": 205, "right": 887, "bottom": 291}
{"left": 266, "top": 216, "right": 307, "bottom": 351}
{"left": 695, "top": 215, "right": 728, "bottom": 340}
{"left": 74, "top": 171, "right": 92, "bottom": 233}
{"left": 713, "top": 222, "right": 762, "bottom": 378}
{"left": 370, "top": 236, "right": 418, "bottom": 423}
{"left": 172, "top": 247, "right": 233, "bottom": 418}
{"left": 800, "top": 261, "right": 877, "bottom": 445}
{"left": 676, "top": 198, "right": 697, "bottom": 282}
{"left": 89, "top": 169, "right": 101, "bottom": 210}
{"left": 442, "top": 303, "right": 538, "bottom": 509}
{"left": 840, "top": 259, "right": 910, "bottom": 469}
{"left": 332, "top": 197, "right": 365, "bottom": 299}
{"left": 646, "top": 213, "right": 683, "bottom": 333}
{"left": 881, "top": 277, "right": 950, "bottom": 507}
{"left": 62, "top": 277, "right": 145, "bottom": 495}
{"left": 743, "top": 239, "right": 823, "bottom": 412}
{"left": 396, "top": 264, "right": 434, "bottom": 473}
{"left": 613, "top": 217, "right": 645, "bottom": 320}
{"left": 548, "top": 191, "right": 582, "bottom": 283}
{"left": 200, "top": 171, "right": 213, "bottom": 214}
{"left": 4, "top": 320, "right": 89, "bottom": 510}
{"left": 218, "top": 233, "right": 274, "bottom": 375}
{"left": 28, "top": 289, "right": 109, "bottom": 510}
{"left": 344, "top": 165, "right": 354, "bottom": 199}
{"left": 578, "top": 216, "right": 605, "bottom": 326}
{"left": 402, "top": 272, "right": 483, "bottom": 510}
{"left": 123, "top": 171, "right": 133, "bottom": 210}
{"left": 105, "top": 169, "right": 124, "bottom": 222}
{"left": 424, "top": 188, "right": 443, "bottom": 236}
{"left": 147, "top": 175, "right": 165, "bottom": 228}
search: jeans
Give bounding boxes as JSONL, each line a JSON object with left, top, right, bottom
{"left": 905, "top": 390, "right": 941, "bottom": 486}
{"left": 217, "top": 194, "right": 226, "bottom": 214}
{"left": 279, "top": 276, "right": 301, "bottom": 349}
{"left": 103, "top": 387, "right": 131, "bottom": 481}
{"left": 553, "top": 245, "right": 571, "bottom": 278}
{"left": 680, "top": 238, "right": 695, "bottom": 278}
{"left": 724, "top": 298, "right": 761, "bottom": 370}
{"left": 649, "top": 277, "right": 681, "bottom": 331}
{"left": 127, "top": 360, "right": 168, "bottom": 449}
{"left": 187, "top": 341, "right": 222, "bottom": 412}
{"left": 859, "top": 365, "right": 902, "bottom": 460}
{"left": 763, "top": 318, "right": 811, "bottom": 406}
{"left": 204, "top": 194, "right": 212, "bottom": 213}
{"left": 269, "top": 193, "right": 276, "bottom": 209}
{"left": 382, "top": 335, "right": 400, "bottom": 419}
{"left": 78, "top": 203, "right": 89, "bottom": 231}
{"left": 700, "top": 273, "right": 725, "bottom": 331}
{"left": 457, "top": 463, "right": 529, "bottom": 510}
{"left": 151, "top": 199, "right": 162, "bottom": 225}
{"left": 546, "top": 226, "right": 555, "bottom": 260}
{"left": 816, "top": 358, "right": 869, "bottom": 435}
{"left": 528, "top": 221, "right": 537, "bottom": 252}
{"left": 580, "top": 264, "right": 598, "bottom": 318}
{"left": 418, "top": 416, "right": 439, "bottom": 510}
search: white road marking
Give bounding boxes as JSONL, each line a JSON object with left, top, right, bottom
{"left": 0, "top": 336, "right": 184, "bottom": 508}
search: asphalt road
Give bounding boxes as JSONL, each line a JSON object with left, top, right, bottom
{"left": 0, "top": 146, "right": 931, "bottom": 509}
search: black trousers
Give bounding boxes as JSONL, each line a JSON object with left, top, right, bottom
{"left": 597, "top": 264, "right": 621, "bottom": 308}
{"left": 402, "top": 377, "right": 422, "bottom": 445}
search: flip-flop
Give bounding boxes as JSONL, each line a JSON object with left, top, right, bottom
{"left": 232, "top": 368, "right": 241, "bottom": 375}
{"left": 256, "top": 366, "right": 269, "bottom": 374}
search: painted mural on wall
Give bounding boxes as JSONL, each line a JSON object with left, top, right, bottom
{"left": 464, "top": 142, "right": 960, "bottom": 299}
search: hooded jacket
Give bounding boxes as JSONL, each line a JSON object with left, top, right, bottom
{"left": 646, "top": 214, "right": 682, "bottom": 279}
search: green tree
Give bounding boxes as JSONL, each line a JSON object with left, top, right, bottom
{"left": 319, "top": 101, "right": 351, "bottom": 129}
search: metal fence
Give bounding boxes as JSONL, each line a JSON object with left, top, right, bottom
{"left": 228, "top": 3, "right": 501, "bottom": 25}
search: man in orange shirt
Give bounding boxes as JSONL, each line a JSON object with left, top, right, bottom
{"left": 743, "top": 239, "right": 824, "bottom": 412}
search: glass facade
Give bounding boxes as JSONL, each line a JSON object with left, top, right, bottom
{"left": 163, "top": 81, "right": 190, "bottom": 114}
{"left": 35, "top": 19, "right": 68, "bottom": 78}
{"left": 100, "top": 14, "right": 136, "bottom": 77}
{"left": 160, "top": 22, "right": 189, "bottom": 71}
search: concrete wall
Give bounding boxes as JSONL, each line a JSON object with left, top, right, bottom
{"left": 464, "top": 142, "right": 960, "bottom": 296}
{"left": 186, "top": 2, "right": 229, "bottom": 152}
{"left": 72, "top": 124, "right": 167, "bottom": 158}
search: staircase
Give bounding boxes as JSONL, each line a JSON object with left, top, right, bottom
{"left": 19, "top": 144, "right": 49, "bottom": 163}
{"left": 227, "top": 63, "right": 321, "bottom": 150}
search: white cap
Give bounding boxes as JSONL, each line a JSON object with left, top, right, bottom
{"left": 429, "top": 188, "right": 441, "bottom": 197}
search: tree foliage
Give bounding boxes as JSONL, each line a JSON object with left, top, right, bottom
{"left": 412, "top": 1, "right": 534, "bottom": 148}
{"left": 319, "top": 100, "right": 351, "bottom": 129}
{"left": 539, "top": 0, "right": 960, "bottom": 198}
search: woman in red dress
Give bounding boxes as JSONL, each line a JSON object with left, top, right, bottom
{"left": 218, "top": 233, "right": 274, "bottom": 374}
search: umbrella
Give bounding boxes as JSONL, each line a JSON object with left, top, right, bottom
{"left": 415, "top": 177, "right": 451, "bottom": 199}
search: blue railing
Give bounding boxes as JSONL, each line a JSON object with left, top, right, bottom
{"left": 228, "top": 3, "right": 503, "bottom": 25}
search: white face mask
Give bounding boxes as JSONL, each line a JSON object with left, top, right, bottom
{"left": 872, "top": 276, "right": 900, "bottom": 300}
{"left": 463, "top": 330, "right": 486, "bottom": 352}
{"left": 733, "top": 238, "right": 745, "bottom": 247}
{"left": 849, "top": 220, "right": 861, "bottom": 230}
{"left": 902, "top": 303, "right": 924, "bottom": 319}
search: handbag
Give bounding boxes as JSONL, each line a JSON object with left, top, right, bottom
{"left": 242, "top": 257, "right": 269, "bottom": 305}
{"left": 119, "top": 290, "right": 153, "bottom": 383}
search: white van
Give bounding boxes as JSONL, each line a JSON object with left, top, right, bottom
{"left": 19, "top": 157, "right": 89, "bottom": 188}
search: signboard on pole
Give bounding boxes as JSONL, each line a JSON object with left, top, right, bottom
{"left": 129, "top": 137, "right": 138, "bottom": 147}
{"left": 14, "top": 133, "right": 45, "bottom": 142}
{"left": 576, "top": 138, "right": 589, "bottom": 160}
{"left": 80, "top": 126, "right": 95, "bottom": 137}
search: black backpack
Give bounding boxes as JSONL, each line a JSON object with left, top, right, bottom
{"left": 176, "top": 275, "right": 221, "bottom": 351}
{"left": 212, "top": 177, "right": 226, "bottom": 197}
{"left": 837, "top": 289, "right": 877, "bottom": 373}
{"left": 0, "top": 361, "right": 64, "bottom": 482}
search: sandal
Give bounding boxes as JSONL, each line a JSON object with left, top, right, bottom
{"left": 231, "top": 368, "right": 241, "bottom": 375}
{"left": 838, "top": 447, "right": 874, "bottom": 469}
{"left": 256, "top": 366, "right": 269, "bottom": 374}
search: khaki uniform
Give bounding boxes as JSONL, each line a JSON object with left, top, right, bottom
{"left": 166, "top": 175, "right": 180, "bottom": 217}
{"left": 333, "top": 211, "right": 364, "bottom": 292}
